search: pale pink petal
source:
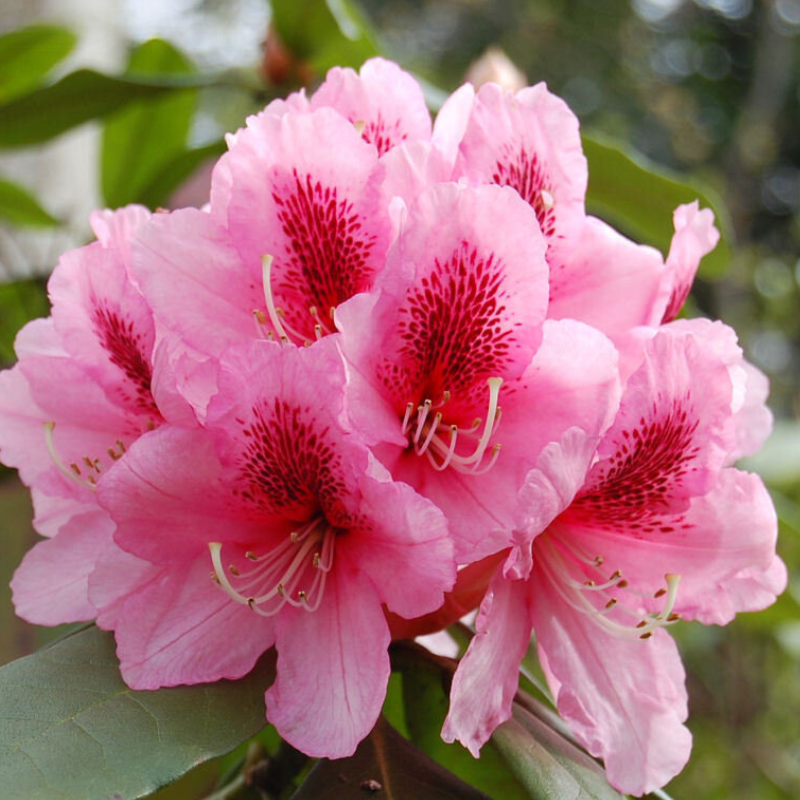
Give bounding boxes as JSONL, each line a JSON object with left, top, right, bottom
{"left": 11, "top": 509, "right": 113, "bottom": 624}
{"left": 340, "top": 459, "right": 454, "bottom": 619}
{"left": 507, "top": 427, "right": 601, "bottom": 580}
{"left": 311, "top": 57, "right": 431, "bottom": 155}
{"left": 548, "top": 216, "right": 666, "bottom": 340}
{"left": 531, "top": 564, "right": 692, "bottom": 796}
{"left": 661, "top": 202, "right": 720, "bottom": 322}
{"left": 131, "top": 207, "right": 258, "bottom": 359}
{"left": 89, "top": 543, "right": 163, "bottom": 629}
{"left": 431, "top": 83, "right": 475, "bottom": 170}
{"left": 48, "top": 240, "right": 159, "bottom": 420}
{"left": 664, "top": 318, "right": 773, "bottom": 462}
{"left": 730, "top": 360, "right": 773, "bottom": 462}
{"left": 442, "top": 573, "right": 534, "bottom": 755}
{"left": 266, "top": 566, "right": 390, "bottom": 758}
{"left": 13, "top": 317, "right": 65, "bottom": 358}
{"left": 89, "top": 204, "right": 151, "bottom": 268}
{"left": 98, "top": 426, "right": 261, "bottom": 563}
{"left": 115, "top": 553, "right": 275, "bottom": 689}
{"left": 380, "top": 140, "right": 453, "bottom": 211}
{"left": 453, "top": 82, "right": 587, "bottom": 253}
{"left": 499, "top": 319, "right": 621, "bottom": 467}
{"left": 149, "top": 335, "right": 216, "bottom": 427}
{"left": 0, "top": 356, "right": 136, "bottom": 502}
{"left": 31, "top": 489, "right": 92, "bottom": 538}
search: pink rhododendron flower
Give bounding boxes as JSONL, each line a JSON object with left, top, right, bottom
{"left": 95, "top": 338, "right": 455, "bottom": 756}
{"left": 0, "top": 206, "right": 170, "bottom": 625}
{"left": 134, "top": 107, "right": 392, "bottom": 359}
{"left": 337, "top": 181, "right": 620, "bottom": 560}
{"left": 443, "top": 326, "right": 784, "bottom": 795}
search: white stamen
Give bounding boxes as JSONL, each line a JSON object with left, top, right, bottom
{"left": 43, "top": 422, "right": 96, "bottom": 492}
{"left": 541, "top": 189, "right": 555, "bottom": 209}
{"left": 539, "top": 537, "right": 681, "bottom": 641}
{"left": 261, "top": 255, "right": 290, "bottom": 345}
{"left": 209, "top": 518, "right": 335, "bottom": 617}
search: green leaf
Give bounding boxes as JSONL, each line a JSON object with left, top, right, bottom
{"left": 270, "top": 0, "right": 379, "bottom": 72}
{"left": 0, "top": 69, "right": 217, "bottom": 149}
{"left": 583, "top": 133, "right": 732, "bottom": 278}
{"left": 492, "top": 704, "right": 625, "bottom": 800}
{"left": 291, "top": 716, "right": 491, "bottom": 799}
{"left": 101, "top": 39, "right": 197, "bottom": 208}
{"left": 0, "top": 626, "right": 275, "bottom": 800}
{"left": 0, "top": 25, "right": 77, "bottom": 103}
{"left": 392, "top": 643, "right": 528, "bottom": 800}
{"left": 137, "top": 140, "right": 226, "bottom": 209}
{"left": 0, "top": 177, "right": 59, "bottom": 227}
{"left": 0, "top": 280, "right": 49, "bottom": 364}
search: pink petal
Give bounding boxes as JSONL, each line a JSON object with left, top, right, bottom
{"left": 48, "top": 239, "right": 159, "bottom": 420}
{"left": 507, "top": 427, "right": 602, "bottom": 580}
{"left": 98, "top": 425, "right": 261, "bottom": 563}
{"left": 11, "top": 509, "right": 113, "bottom": 624}
{"left": 452, "top": 82, "right": 587, "bottom": 253}
{"left": 88, "top": 543, "right": 163, "bottom": 629}
{"left": 266, "top": 566, "right": 390, "bottom": 758}
{"left": 499, "top": 318, "right": 621, "bottom": 467}
{"left": 115, "top": 553, "right": 275, "bottom": 689}
{"left": 89, "top": 204, "right": 151, "bottom": 266}
{"left": 579, "top": 326, "right": 736, "bottom": 516}
{"left": 661, "top": 202, "right": 720, "bottom": 322}
{"left": 131, "top": 207, "right": 259, "bottom": 358}
{"left": 431, "top": 83, "right": 475, "bottom": 170}
{"left": 341, "top": 460, "right": 454, "bottom": 619}
{"left": 548, "top": 216, "right": 666, "bottom": 340}
{"left": 221, "top": 107, "right": 391, "bottom": 342}
{"left": 311, "top": 57, "right": 431, "bottom": 155}
{"left": 442, "top": 573, "right": 534, "bottom": 755}
{"left": 531, "top": 564, "right": 692, "bottom": 796}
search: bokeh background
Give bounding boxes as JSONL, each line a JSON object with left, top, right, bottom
{"left": 0, "top": 1, "right": 798, "bottom": 798}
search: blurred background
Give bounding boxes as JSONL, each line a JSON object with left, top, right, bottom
{"left": 0, "top": 1, "right": 798, "bottom": 798}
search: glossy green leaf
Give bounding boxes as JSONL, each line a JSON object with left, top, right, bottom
{"left": 583, "top": 133, "right": 732, "bottom": 278}
{"left": 292, "top": 716, "right": 491, "bottom": 799}
{"left": 101, "top": 39, "right": 197, "bottom": 208}
{"left": 0, "top": 177, "right": 59, "bottom": 227}
{"left": 0, "top": 626, "right": 275, "bottom": 800}
{"left": 492, "top": 704, "right": 625, "bottom": 800}
{"left": 392, "top": 644, "right": 528, "bottom": 800}
{"left": 0, "top": 69, "right": 217, "bottom": 148}
{"left": 270, "top": 0, "right": 379, "bottom": 72}
{"left": 0, "top": 25, "right": 76, "bottom": 103}
{"left": 137, "top": 140, "right": 226, "bottom": 209}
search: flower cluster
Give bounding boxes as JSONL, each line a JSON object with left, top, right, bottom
{"left": 0, "top": 58, "right": 784, "bottom": 795}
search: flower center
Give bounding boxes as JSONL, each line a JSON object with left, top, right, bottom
{"left": 401, "top": 377, "right": 503, "bottom": 473}
{"left": 209, "top": 515, "right": 336, "bottom": 616}
{"left": 538, "top": 528, "right": 681, "bottom": 641}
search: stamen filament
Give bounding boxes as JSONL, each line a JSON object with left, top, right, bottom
{"left": 261, "top": 255, "right": 290, "bottom": 345}
{"left": 43, "top": 422, "right": 96, "bottom": 492}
